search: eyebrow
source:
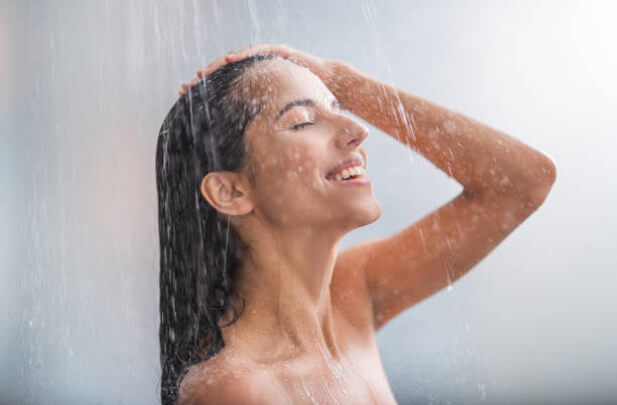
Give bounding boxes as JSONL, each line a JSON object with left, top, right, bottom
{"left": 276, "top": 98, "right": 341, "bottom": 120}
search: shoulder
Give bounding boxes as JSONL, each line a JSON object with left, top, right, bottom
{"left": 177, "top": 356, "right": 282, "bottom": 405}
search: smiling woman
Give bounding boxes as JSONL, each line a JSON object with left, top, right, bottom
{"left": 157, "top": 44, "right": 555, "bottom": 405}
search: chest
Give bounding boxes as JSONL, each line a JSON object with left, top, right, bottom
{"left": 268, "top": 344, "right": 397, "bottom": 405}
{"left": 267, "top": 310, "right": 397, "bottom": 405}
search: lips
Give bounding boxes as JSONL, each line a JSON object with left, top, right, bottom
{"left": 325, "top": 157, "right": 365, "bottom": 180}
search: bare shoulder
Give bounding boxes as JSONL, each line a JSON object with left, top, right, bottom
{"left": 177, "top": 354, "right": 283, "bottom": 405}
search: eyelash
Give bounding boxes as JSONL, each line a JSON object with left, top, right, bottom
{"left": 291, "top": 122, "right": 314, "bottom": 130}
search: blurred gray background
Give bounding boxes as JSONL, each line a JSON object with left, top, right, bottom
{"left": 2, "top": 0, "right": 616, "bottom": 404}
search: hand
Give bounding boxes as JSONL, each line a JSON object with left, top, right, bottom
{"left": 178, "top": 44, "right": 337, "bottom": 96}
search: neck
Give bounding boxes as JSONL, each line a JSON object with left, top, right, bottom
{"left": 221, "top": 224, "right": 345, "bottom": 364}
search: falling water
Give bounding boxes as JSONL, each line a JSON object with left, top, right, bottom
{"left": 4, "top": 0, "right": 617, "bottom": 404}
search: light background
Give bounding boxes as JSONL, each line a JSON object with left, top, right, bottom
{"left": 2, "top": 0, "right": 616, "bottom": 404}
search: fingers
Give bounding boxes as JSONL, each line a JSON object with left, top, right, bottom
{"left": 198, "top": 53, "right": 232, "bottom": 78}
{"left": 177, "top": 44, "right": 298, "bottom": 97}
{"left": 177, "top": 76, "right": 202, "bottom": 96}
{"left": 180, "top": 47, "right": 261, "bottom": 96}
{"left": 199, "top": 44, "right": 292, "bottom": 77}
{"left": 225, "top": 44, "right": 290, "bottom": 63}
{"left": 178, "top": 77, "right": 201, "bottom": 97}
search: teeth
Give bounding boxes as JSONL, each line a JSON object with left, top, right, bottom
{"left": 331, "top": 165, "right": 365, "bottom": 181}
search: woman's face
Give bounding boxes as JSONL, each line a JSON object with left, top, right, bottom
{"left": 240, "top": 58, "right": 382, "bottom": 233}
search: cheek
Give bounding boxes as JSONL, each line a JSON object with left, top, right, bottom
{"left": 257, "top": 142, "right": 321, "bottom": 182}
{"left": 249, "top": 133, "right": 327, "bottom": 206}
{"left": 282, "top": 144, "right": 323, "bottom": 189}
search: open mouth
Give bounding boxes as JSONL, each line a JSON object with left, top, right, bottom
{"left": 326, "top": 171, "right": 365, "bottom": 181}
{"left": 323, "top": 156, "right": 371, "bottom": 185}
{"left": 325, "top": 166, "right": 370, "bottom": 185}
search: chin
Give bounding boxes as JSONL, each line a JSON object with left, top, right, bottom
{"left": 366, "top": 200, "right": 383, "bottom": 223}
{"left": 352, "top": 199, "right": 382, "bottom": 227}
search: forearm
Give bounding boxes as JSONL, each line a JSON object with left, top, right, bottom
{"left": 328, "top": 61, "right": 556, "bottom": 203}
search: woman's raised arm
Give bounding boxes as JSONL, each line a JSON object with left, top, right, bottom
{"left": 325, "top": 52, "right": 556, "bottom": 330}
{"left": 183, "top": 44, "right": 557, "bottom": 331}
{"left": 184, "top": 44, "right": 555, "bottom": 200}
{"left": 328, "top": 61, "right": 556, "bottom": 201}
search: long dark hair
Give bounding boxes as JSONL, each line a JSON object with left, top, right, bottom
{"left": 155, "top": 54, "right": 274, "bottom": 405}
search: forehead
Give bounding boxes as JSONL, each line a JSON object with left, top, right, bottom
{"left": 243, "top": 58, "right": 334, "bottom": 116}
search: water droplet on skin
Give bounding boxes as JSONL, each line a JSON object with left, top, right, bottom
{"left": 443, "top": 120, "right": 457, "bottom": 134}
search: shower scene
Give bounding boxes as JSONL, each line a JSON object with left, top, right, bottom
{"left": 2, "top": 1, "right": 616, "bottom": 404}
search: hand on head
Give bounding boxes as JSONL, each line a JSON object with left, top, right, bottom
{"left": 177, "top": 44, "right": 333, "bottom": 96}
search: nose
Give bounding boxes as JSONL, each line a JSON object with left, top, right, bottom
{"left": 335, "top": 116, "right": 369, "bottom": 150}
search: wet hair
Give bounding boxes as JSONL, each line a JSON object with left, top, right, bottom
{"left": 155, "top": 54, "right": 275, "bottom": 405}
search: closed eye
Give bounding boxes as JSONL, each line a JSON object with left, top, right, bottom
{"left": 291, "top": 122, "right": 314, "bottom": 130}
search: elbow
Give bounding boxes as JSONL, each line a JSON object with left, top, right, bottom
{"left": 467, "top": 153, "right": 557, "bottom": 209}
{"left": 525, "top": 155, "right": 557, "bottom": 208}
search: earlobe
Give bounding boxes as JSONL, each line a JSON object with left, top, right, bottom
{"left": 200, "top": 172, "right": 253, "bottom": 216}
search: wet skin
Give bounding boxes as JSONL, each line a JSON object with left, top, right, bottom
{"left": 178, "top": 45, "right": 556, "bottom": 403}
{"left": 179, "top": 59, "right": 392, "bottom": 404}
{"left": 180, "top": 264, "right": 398, "bottom": 404}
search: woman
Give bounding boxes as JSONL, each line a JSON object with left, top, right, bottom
{"left": 156, "top": 44, "right": 556, "bottom": 405}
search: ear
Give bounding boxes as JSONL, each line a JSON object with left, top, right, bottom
{"left": 200, "top": 171, "right": 253, "bottom": 216}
